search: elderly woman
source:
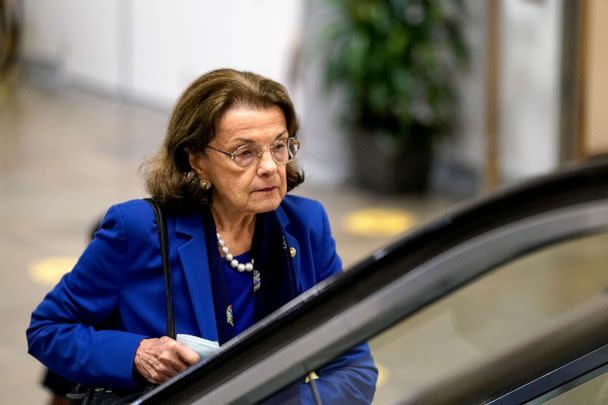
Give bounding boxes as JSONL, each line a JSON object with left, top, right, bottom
{"left": 27, "top": 68, "right": 377, "bottom": 403}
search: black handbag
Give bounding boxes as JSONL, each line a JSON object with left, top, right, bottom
{"left": 67, "top": 198, "right": 174, "bottom": 404}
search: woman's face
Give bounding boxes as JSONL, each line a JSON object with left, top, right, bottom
{"left": 189, "top": 105, "right": 289, "bottom": 216}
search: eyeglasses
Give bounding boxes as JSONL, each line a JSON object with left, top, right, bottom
{"left": 206, "top": 137, "right": 301, "bottom": 168}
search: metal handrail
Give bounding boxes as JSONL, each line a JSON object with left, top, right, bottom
{"left": 137, "top": 160, "right": 608, "bottom": 404}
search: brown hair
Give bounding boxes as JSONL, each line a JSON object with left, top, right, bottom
{"left": 142, "top": 68, "right": 304, "bottom": 210}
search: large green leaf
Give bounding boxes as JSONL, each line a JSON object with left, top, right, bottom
{"left": 322, "top": 0, "right": 469, "bottom": 139}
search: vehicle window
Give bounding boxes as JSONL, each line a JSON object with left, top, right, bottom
{"left": 259, "top": 231, "right": 608, "bottom": 404}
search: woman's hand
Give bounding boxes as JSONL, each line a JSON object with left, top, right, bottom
{"left": 134, "top": 336, "right": 200, "bottom": 384}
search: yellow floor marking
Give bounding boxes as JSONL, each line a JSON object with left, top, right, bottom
{"left": 376, "top": 361, "right": 389, "bottom": 388}
{"left": 344, "top": 208, "right": 415, "bottom": 236}
{"left": 29, "top": 256, "right": 77, "bottom": 286}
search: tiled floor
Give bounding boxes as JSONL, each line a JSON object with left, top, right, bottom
{"left": 0, "top": 83, "right": 459, "bottom": 403}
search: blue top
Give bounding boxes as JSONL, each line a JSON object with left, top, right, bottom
{"left": 222, "top": 252, "right": 255, "bottom": 335}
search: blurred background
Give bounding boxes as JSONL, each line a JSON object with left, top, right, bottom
{"left": 1, "top": 0, "right": 607, "bottom": 403}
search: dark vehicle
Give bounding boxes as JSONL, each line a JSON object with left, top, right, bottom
{"left": 133, "top": 160, "right": 608, "bottom": 404}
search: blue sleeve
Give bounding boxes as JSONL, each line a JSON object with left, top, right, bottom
{"left": 260, "top": 345, "right": 377, "bottom": 405}
{"left": 26, "top": 205, "right": 147, "bottom": 391}
{"left": 297, "top": 343, "right": 378, "bottom": 404}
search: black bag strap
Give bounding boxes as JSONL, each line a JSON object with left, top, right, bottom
{"left": 67, "top": 199, "right": 174, "bottom": 403}
{"left": 144, "top": 198, "right": 175, "bottom": 339}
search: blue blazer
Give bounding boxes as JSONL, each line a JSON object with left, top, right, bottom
{"left": 27, "top": 195, "right": 377, "bottom": 402}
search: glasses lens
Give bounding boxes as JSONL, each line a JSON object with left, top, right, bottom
{"left": 233, "top": 144, "right": 258, "bottom": 167}
{"left": 232, "top": 138, "right": 300, "bottom": 167}
{"left": 271, "top": 139, "right": 290, "bottom": 164}
{"left": 271, "top": 138, "right": 300, "bottom": 164}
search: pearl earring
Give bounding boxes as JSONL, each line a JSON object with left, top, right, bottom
{"left": 200, "top": 178, "right": 211, "bottom": 191}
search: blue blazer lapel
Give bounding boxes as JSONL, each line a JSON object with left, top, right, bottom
{"left": 276, "top": 206, "right": 302, "bottom": 293}
{"left": 174, "top": 213, "right": 219, "bottom": 342}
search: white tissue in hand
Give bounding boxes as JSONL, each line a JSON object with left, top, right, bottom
{"left": 176, "top": 334, "right": 220, "bottom": 359}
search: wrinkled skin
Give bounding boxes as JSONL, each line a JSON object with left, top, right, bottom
{"left": 134, "top": 336, "right": 200, "bottom": 384}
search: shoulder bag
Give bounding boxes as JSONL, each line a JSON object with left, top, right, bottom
{"left": 67, "top": 198, "right": 174, "bottom": 404}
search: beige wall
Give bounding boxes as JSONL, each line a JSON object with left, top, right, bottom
{"left": 583, "top": 0, "right": 608, "bottom": 155}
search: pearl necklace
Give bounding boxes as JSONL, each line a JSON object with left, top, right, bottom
{"left": 216, "top": 233, "right": 255, "bottom": 272}
{"left": 217, "top": 233, "right": 261, "bottom": 293}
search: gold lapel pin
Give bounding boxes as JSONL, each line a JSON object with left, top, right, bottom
{"left": 289, "top": 247, "right": 297, "bottom": 258}
{"left": 226, "top": 304, "right": 234, "bottom": 327}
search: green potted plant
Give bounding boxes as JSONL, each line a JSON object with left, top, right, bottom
{"left": 323, "top": 0, "right": 468, "bottom": 193}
